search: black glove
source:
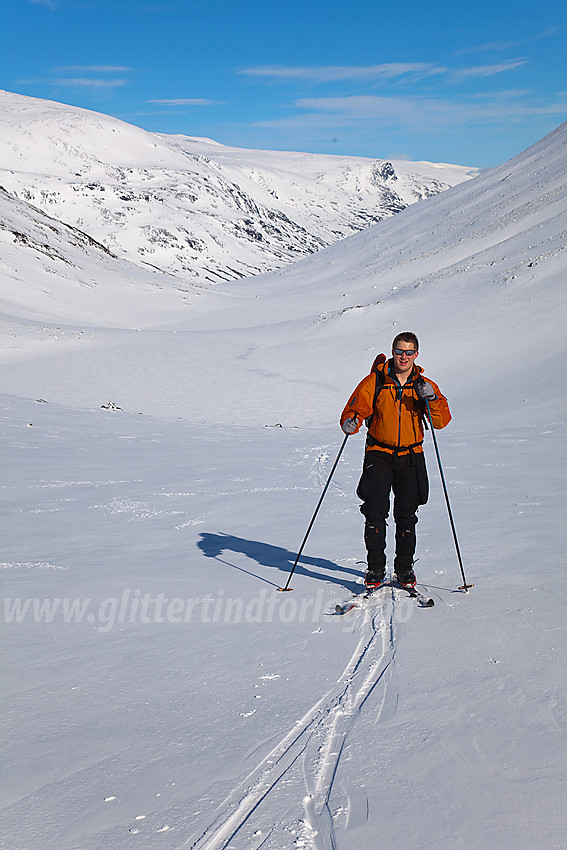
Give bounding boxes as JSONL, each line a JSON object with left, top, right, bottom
{"left": 416, "top": 378, "right": 436, "bottom": 401}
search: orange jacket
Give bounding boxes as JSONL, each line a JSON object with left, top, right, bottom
{"left": 340, "top": 359, "right": 451, "bottom": 455}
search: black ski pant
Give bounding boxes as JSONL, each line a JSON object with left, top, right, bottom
{"left": 356, "top": 449, "right": 429, "bottom": 574}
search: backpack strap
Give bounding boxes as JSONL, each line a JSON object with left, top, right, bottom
{"left": 365, "top": 367, "right": 386, "bottom": 429}
{"left": 365, "top": 362, "right": 429, "bottom": 436}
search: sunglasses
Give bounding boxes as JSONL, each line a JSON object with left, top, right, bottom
{"left": 393, "top": 349, "right": 417, "bottom": 357}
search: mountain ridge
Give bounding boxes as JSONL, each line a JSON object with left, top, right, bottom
{"left": 0, "top": 90, "right": 476, "bottom": 284}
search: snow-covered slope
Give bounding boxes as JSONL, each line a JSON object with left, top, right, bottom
{"left": 2, "top": 119, "right": 563, "bottom": 426}
{"left": 0, "top": 185, "right": 211, "bottom": 326}
{"left": 1, "top": 120, "right": 566, "bottom": 850}
{"left": 0, "top": 90, "right": 475, "bottom": 283}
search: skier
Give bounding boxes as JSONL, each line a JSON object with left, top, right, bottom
{"left": 340, "top": 332, "right": 451, "bottom": 589}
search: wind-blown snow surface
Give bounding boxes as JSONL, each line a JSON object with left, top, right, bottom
{"left": 1, "top": 121, "right": 566, "bottom": 850}
{"left": 0, "top": 90, "right": 474, "bottom": 284}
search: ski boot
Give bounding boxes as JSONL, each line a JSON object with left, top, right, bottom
{"left": 396, "top": 568, "right": 417, "bottom": 589}
{"left": 364, "top": 566, "right": 385, "bottom": 591}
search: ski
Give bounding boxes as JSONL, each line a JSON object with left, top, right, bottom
{"left": 392, "top": 581, "right": 435, "bottom": 608}
{"left": 335, "top": 580, "right": 434, "bottom": 614}
{"left": 334, "top": 584, "right": 387, "bottom": 614}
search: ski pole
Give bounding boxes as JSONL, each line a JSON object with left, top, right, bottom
{"left": 278, "top": 433, "right": 350, "bottom": 591}
{"left": 425, "top": 398, "right": 473, "bottom": 591}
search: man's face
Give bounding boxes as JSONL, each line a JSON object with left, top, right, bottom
{"left": 392, "top": 342, "right": 418, "bottom": 372}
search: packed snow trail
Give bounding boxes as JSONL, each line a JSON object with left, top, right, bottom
{"left": 183, "top": 595, "right": 397, "bottom": 850}
{"left": 302, "top": 601, "right": 396, "bottom": 850}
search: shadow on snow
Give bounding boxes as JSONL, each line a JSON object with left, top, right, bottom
{"left": 197, "top": 532, "right": 361, "bottom": 593}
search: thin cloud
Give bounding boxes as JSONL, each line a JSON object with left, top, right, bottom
{"left": 239, "top": 63, "right": 446, "bottom": 83}
{"left": 53, "top": 78, "right": 128, "bottom": 88}
{"left": 30, "top": 0, "right": 59, "bottom": 8}
{"left": 291, "top": 95, "right": 465, "bottom": 127}
{"left": 454, "top": 41, "right": 521, "bottom": 56}
{"left": 56, "top": 65, "right": 133, "bottom": 73}
{"left": 147, "top": 98, "right": 219, "bottom": 105}
{"left": 455, "top": 25, "right": 560, "bottom": 56}
{"left": 24, "top": 65, "right": 134, "bottom": 91}
{"left": 536, "top": 26, "right": 561, "bottom": 38}
{"left": 469, "top": 89, "right": 532, "bottom": 99}
{"left": 240, "top": 59, "right": 528, "bottom": 90}
{"left": 256, "top": 93, "right": 567, "bottom": 131}
{"left": 451, "top": 58, "right": 528, "bottom": 82}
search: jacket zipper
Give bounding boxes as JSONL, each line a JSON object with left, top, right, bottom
{"left": 388, "top": 365, "right": 417, "bottom": 449}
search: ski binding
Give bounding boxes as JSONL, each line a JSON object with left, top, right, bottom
{"left": 335, "top": 580, "right": 434, "bottom": 613}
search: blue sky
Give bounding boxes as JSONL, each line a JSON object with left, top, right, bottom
{"left": 3, "top": 0, "right": 566, "bottom": 167}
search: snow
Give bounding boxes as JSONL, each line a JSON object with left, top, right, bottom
{"left": 0, "top": 91, "right": 475, "bottom": 285}
{"left": 1, "top": 92, "right": 566, "bottom": 850}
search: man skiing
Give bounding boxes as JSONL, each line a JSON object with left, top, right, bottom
{"left": 340, "top": 332, "right": 451, "bottom": 589}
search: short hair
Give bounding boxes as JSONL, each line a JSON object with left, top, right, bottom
{"left": 392, "top": 332, "right": 419, "bottom": 351}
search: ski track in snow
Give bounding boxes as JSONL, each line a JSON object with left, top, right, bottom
{"left": 183, "top": 595, "right": 397, "bottom": 850}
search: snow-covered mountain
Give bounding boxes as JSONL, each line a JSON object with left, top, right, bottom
{"left": 2, "top": 113, "right": 563, "bottom": 426}
{"left": 0, "top": 90, "right": 475, "bottom": 283}
{"left": 0, "top": 184, "right": 210, "bottom": 326}
{"left": 1, "top": 114, "right": 566, "bottom": 850}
